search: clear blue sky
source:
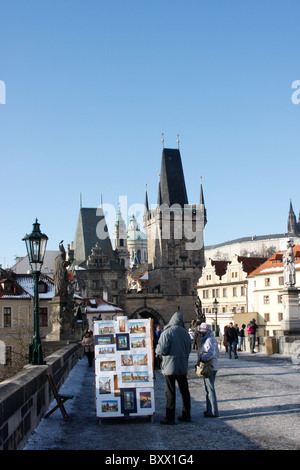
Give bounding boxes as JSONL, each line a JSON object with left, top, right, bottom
{"left": 1, "top": 0, "right": 299, "bottom": 268}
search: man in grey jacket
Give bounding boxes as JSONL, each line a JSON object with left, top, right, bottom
{"left": 155, "top": 312, "right": 191, "bottom": 424}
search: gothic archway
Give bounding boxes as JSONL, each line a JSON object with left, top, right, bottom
{"left": 129, "top": 306, "right": 166, "bottom": 326}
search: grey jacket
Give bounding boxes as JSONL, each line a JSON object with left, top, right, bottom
{"left": 155, "top": 312, "right": 191, "bottom": 375}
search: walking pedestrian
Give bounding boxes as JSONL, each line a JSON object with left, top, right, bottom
{"left": 197, "top": 323, "right": 219, "bottom": 418}
{"left": 237, "top": 324, "right": 246, "bottom": 351}
{"left": 155, "top": 311, "right": 191, "bottom": 424}
{"left": 225, "top": 322, "right": 238, "bottom": 359}
{"left": 81, "top": 331, "right": 94, "bottom": 367}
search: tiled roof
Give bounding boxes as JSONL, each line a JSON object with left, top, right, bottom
{"left": 247, "top": 245, "right": 300, "bottom": 277}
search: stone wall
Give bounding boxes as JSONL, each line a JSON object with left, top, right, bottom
{"left": 0, "top": 343, "right": 82, "bottom": 450}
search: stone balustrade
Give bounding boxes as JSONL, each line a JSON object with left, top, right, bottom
{"left": 0, "top": 343, "right": 82, "bottom": 450}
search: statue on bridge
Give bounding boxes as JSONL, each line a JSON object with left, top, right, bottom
{"left": 191, "top": 296, "right": 206, "bottom": 329}
{"left": 283, "top": 239, "right": 296, "bottom": 288}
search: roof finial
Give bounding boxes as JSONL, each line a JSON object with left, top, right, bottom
{"left": 161, "top": 133, "right": 164, "bottom": 148}
{"left": 177, "top": 133, "right": 180, "bottom": 149}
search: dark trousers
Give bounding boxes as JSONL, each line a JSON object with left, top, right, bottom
{"left": 85, "top": 350, "right": 94, "bottom": 367}
{"left": 164, "top": 375, "right": 191, "bottom": 420}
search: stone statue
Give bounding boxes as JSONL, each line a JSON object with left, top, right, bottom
{"left": 191, "top": 296, "right": 206, "bottom": 329}
{"left": 54, "top": 241, "right": 70, "bottom": 297}
{"left": 283, "top": 239, "right": 296, "bottom": 287}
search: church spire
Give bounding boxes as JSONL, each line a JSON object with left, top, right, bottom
{"left": 287, "top": 199, "right": 299, "bottom": 235}
{"left": 200, "top": 176, "right": 207, "bottom": 226}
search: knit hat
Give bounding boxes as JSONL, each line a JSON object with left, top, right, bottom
{"left": 199, "top": 323, "right": 212, "bottom": 332}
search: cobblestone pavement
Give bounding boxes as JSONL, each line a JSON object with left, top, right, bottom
{"left": 23, "top": 349, "right": 300, "bottom": 452}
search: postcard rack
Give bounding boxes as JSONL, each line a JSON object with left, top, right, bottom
{"left": 94, "top": 316, "right": 155, "bottom": 424}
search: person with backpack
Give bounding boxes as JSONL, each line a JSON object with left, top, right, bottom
{"left": 247, "top": 319, "right": 258, "bottom": 353}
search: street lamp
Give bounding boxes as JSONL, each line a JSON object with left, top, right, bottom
{"left": 213, "top": 298, "right": 219, "bottom": 337}
{"left": 23, "top": 219, "right": 48, "bottom": 365}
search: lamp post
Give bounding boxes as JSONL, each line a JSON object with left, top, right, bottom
{"left": 23, "top": 219, "right": 48, "bottom": 365}
{"left": 213, "top": 298, "right": 219, "bottom": 337}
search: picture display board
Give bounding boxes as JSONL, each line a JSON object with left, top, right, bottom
{"left": 94, "top": 317, "right": 155, "bottom": 419}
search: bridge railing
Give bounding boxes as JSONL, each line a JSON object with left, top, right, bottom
{"left": 0, "top": 343, "right": 82, "bottom": 450}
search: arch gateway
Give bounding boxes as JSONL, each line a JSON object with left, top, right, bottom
{"left": 129, "top": 306, "right": 166, "bottom": 326}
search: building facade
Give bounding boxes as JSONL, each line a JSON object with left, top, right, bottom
{"left": 247, "top": 244, "right": 300, "bottom": 336}
{"left": 0, "top": 268, "right": 54, "bottom": 371}
{"left": 196, "top": 256, "right": 266, "bottom": 335}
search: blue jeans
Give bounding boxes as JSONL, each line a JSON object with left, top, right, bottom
{"left": 204, "top": 371, "right": 219, "bottom": 416}
{"left": 228, "top": 339, "right": 238, "bottom": 358}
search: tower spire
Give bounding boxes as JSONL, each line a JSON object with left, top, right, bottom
{"left": 200, "top": 176, "right": 207, "bottom": 226}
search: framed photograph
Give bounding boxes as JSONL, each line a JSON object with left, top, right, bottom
{"left": 116, "top": 333, "right": 130, "bottom": 351}
{"left": 120, "top": 388, "right": 137, "bottom": 415}
{"left": 95, "top": 334, "right": 114, "bottom": 346}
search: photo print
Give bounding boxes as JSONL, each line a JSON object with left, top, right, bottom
{"left": 136, "top": 388, "right": 155, "bottom": 415}
{"left": 117, "top": 316, "right": 128, "bottom": 333}
{"left": 130, "top": 336, "right": 147, "bottom": 349}
{"left": 95, "top": 344, "right": 115, "bottom": 358}
{"left": 98, "top": 376, "right": 112, "bottom": 394}
{"left": 129, "top": 320, "right": 147, "bottom": 334}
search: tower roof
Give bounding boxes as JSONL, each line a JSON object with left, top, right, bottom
{"left": 158, "top": 148, "right": 188, "bottom": 207}
{"left": 72, "top": 208, "right": 114, "bottom": 266}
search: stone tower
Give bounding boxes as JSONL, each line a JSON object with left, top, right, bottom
{"left": 125, "top": 146, "right": 207, "bottom": 326}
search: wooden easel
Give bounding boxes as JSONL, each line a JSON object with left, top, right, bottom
{"left": 45, "top": 373, "right": 73, "bottom": 421}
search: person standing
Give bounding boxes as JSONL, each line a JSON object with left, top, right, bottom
{"left": 155, "top": 312, "right": 191, "bottom": 424}
{"left": 153, "top": 324, "right": 162, "bottom": 369}
{"left": 81, "top": 331, "right": 94, "bottom": 367}
{"left": 197, "top": 323, "right": 219, "bottom": 418}
{"left": 225, "top": 322, "right": 238, "bottom": 359}
{"left": 237, "top": 324, "right": 246, "bottom": 351}
{"left": 247, "top": 319, "right": 258, "bottom": 353}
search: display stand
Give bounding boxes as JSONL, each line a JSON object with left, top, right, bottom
{"left": 94, "top": 317, "right": 155, "bottom": 424}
